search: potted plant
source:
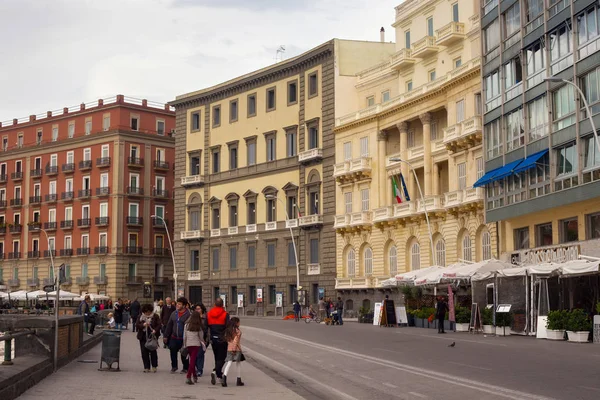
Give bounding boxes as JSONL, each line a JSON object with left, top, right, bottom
{"left": 481, "top": 306, "right": 494, "bottom": 334}
{"left": 495, "top": 312, "right": 513, "bottom": 336}
{"left": 594, "top": 303, "right": 600, "bottom": 335}
{"left": 566, "top": 309, "right": 591, "bottom": 343}
{"left": 455, "top": 307, "right": 470, "bottom": 332}
{"left": 546, "top": 310, "right": 567, "bottom": 340}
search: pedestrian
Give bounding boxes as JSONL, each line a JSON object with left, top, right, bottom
{"left": 436, "top": 296, "right": 449, "bottom": 334}
{"left": 163, "top": 297, "right": 190, "bottom": 374}
{"left": 293, "top": 301, "right": 301, "bottom": 322}
{"left": 336, "top": 297, "right": 344, "bottom": 325}
{"left": 318, "top": 297, "right": 325, "bottom": 320}
{"left": 326, "top": 298, "right": 333, "bottom": 319}
{"left": 221, "top": 317, "right": 244, "bottom": 387}
{"left": 193, "top": 304, "right": 209, "bottom": 378}
{"left": 77, "top": 295, "right": 95, "bottom": 335}
{"left": 183, "top": 311, "right": 207, "bottom": 385}
{"left": 130, "top": 298, "right": 141, "bottom": 332}
{"left": 114, "top": 298, "right": 124, "bottom": 330}
{"left": 207, "top": 297, "right": 229, "bottom": 385}
{"left": 123, "top": 299, "right": 131, "bottom": 330}
{"left": 107, "top": 299, "right": 113, "bottom": 309}
{"left": 161, "top": 297, "right": 175, "bottom": 348}
{"left": 99, "top": 302, "right": 105, "bottom": 311}
{"left": 107, "top": 312, "right": 116, "bottom": 329}
{"left": 136, "top": 303, "right": 161, "bottom": 373}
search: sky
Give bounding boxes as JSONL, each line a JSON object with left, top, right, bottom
{"left": 0, "top": 0, "right": 400, "bottom": 121}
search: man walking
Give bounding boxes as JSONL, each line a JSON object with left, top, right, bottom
{"left": 161, "top": 297, "right": 175, "bottom": 348}
{"left": 130, "top": 298, "right": 140, "bottom": 332}
{"left": 293, "top": 301, "right": 301, "bottom": 322}
{"left": 336, "top": 297, "right": 344, "bottom": 325}
{"left": 163, "top": 297, "right": 191, "bottom": 373}
{"left": 207, "top": 297, "right": 229, "bottom": 385}
{"left": 436, "top": 296, "right": 449, "bottom": 334}
{"left": 318, "top": 297, "right": 325, "bottom": 320}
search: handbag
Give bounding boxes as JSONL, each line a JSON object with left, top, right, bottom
{"left": 180, "top": 347, "right": 189, "bottom": 358}
{"left": 240, "top": 352, "right": 246, "bottom": 362}
{"left": 145, "top": 328, "right": 159, "bottom": 351}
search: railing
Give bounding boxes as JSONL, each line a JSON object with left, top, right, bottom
{"left": 188, "top": 271, "right": 201, "bottom": 281}
{"left": 154, "top": 161, "right": 169, "bottom": 170}
{"left": 334, "top": 214, "right": 350, "bottom": 228}
{"left": 412, "top": 36, "right": 437, "bottom": 55}
{"left": 78, "top": 160, "right": 92, "bottom": 169}
{"left": 29, "top": 196, "right": 42, "bottom": 204}
{"left": 181, "top": 230, "right": 203, "bottom": 240}
{"left": 228, "top": 226, "right": 239, "bottom": 235}
{"left": 61, "top": 191, "right": 74, "bottom": 201}
{"left": 10, "top": 198, "right": 23, "bottom": 207}
{"left": 62, "top": 163, "right": 76, "bottom": 173}
{"left": 390, "top": 48, "right": 415, "bottom": 69}
{"left": 152, "top": 247, "right": 170, "bottom": 256}
{"left": 299, "top": 214, "right": 323, "bottom": 226}
{"left": 44, "top": 222, "right": 57, "bottom": 230}
{"left": 44, "top": 250, "right": 56, "bottom": 257}
{"left": 0, "top": 329, "right": 35, "bottom": 365}
{"left": 127, "top": 157, "right": 144, "bottom": 167}
{"left": 394, "top": 201, "right": 417, "bottom": 217}
{"left": 335, "top": 277, "right": 371, "bottom": 289}
{"left": 27, "top": 251, "right": 40, "bottom": 258}
{"left": 8, "top": 252, "right": 21, "bottom": 259}
{"left": 152, "top": 217, "right": 167, "bottom": 227}
{"left": 153, "top": 276, "right": 169, "bottom": 284}
{"left": 11, "top": 172, "right": 22, "bottom": 180}
{"left": 96, "top": 187, "right": 110, "bottom": 196}
{"left": 444, "top": 190, "right": 464, "bottom": 208}
{"left": 94, "top": 276, "right": 108, "bottom": 285}
{"left": 334, "top": 157, "right": 371, "bottom": 177}
{"left": 9, "top": 224, "right": 22, "bottom": 233}
{"left": 463, "top": 187, "right": 484, "bottom": 202}
{"left": 126, "top": 216, "right": 143, "bottom": 225}
{"left": 78, "top": 189, "right": 91, "bottom": 198}
{"left": 298, "top": 148, "right": 323, "bottom": 163}
{"left": 96, "top": 157, "right": 111, "bottom": 167}
{"left": 27, "top": 278, "right": 39, "bottom": 287}
{"left": 408, "top": 145, "right": 424, "bottom": 159}
{"left": 210, "top": 228, "right": 221, "bottom": 237}
{"left": 0, "top": 200, "right": 6, "bottom": 208}
{"left": 94, "top": 246, "right": 109, "bottom": 254}
{"left": 126, "top": 246, "right": 143, "bottom": 255}
{"left": 76, "top": 248, "right": 90, "bottom": 256}
{"left": 265, "top": 221, "right": 277, "bottom": 231}
{"left": 60, "top": 249, "right": 73, "bottom": 256}
{"left": 0, "top": 174, "right": 6, "bottom": 182}
{"left": 77, "top": 218, "right": 91, "bottom": 227}
{"left": 30, "top": 169, "right": 43, "bottom": 178}
{"left": 181, "top": 175, "right": 205, "bottom": 186}
{"left": 8, "top": 278, "right": 20, "bottom": 286}
{"left": 28, "top": 222, "right": 42, "bottom": 231}
{"left": 127, "top": 187, "right": 144, "bottom": 196}
{"left": 436, "top": 22, "right": 464, "bottom": 41}
{"left": 373, "top": 206, "right": 393, "bottom": 222}
{"left": 246, "top": 224, "right": 257, "bottom": 233}
{"left": 126, "top": 276, "right": 143, "bottom": 285}
{"left": 285, "top": 219, "right": 298, "bottom": 228}
{"left": 350, "top": 211, "right": 372, "bottom": 225}
{"left": 76, "top": 276, "right": 90, "bottom": 285}
{"left": 417, "top": 195, "right": 445, "bottom": 212}
{"left": 45, "top": 165, "right": 58, "bottom": 175}
{"left": 95, "top": 217, "right": 109, "bottom": 226}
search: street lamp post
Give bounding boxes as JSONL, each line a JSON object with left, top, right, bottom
{"left": 389, "top": 157, "right": 437, "bottom": 267}
{"left": 37, "top": 227, "right": 59, "bottom": 372}
{"left": 152, "top": 215, "right": 177, "bottom": 298}
{"left": 545, "top": 77, "right": 600, "bottom": 156}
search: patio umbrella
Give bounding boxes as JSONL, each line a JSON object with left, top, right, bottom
{"left": 75, "top": 293, "right": 110, "bottom": 301}
{"left": 8, "top": 290, "right": 29, "bottom": 300}
{"left": 394, "top": 266, "right": 444, "bottom": 285}
{"left": 42, "top": 290, "right": 80, "bottom": 300}
{"left": 0, "top": 291, "right": 8, "bottom": 299}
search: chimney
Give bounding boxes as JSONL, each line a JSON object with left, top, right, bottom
{"left": 380, "top": 27, "right": 385, "bottom": 43}
{"left": 29, "top": 115, "right": 36, "bottom": 122}
{"left": 47, "top": 111, "right": 52, "bottom": 118}
{"left": 80, "top": 103, "right": 86, "bottom": 111}
{"left": 63, "top": 107, "right": 69, "bottom": 114}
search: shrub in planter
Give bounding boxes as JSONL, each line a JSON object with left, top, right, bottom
{"left": 454, "top": 306, "right": 470, "bottom": 332}
{"left": 546, "top": 310, "right": 568, "bottom": 340}
{"left": 566, "top": 309, "right": 591, "bottom": 343}
{"left": 495, "top": 311, "right": 513, "bottom": 336}
{"left": 481, "top": 306, "right": 494, "bottom": 334}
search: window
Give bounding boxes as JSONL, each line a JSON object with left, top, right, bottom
{"left": 587, "top": 213, "right": 600, "bottom": 239}
{"left": 130, "top": 116, "right": 139, "bottom": 131}
{"left": 212, "top": 208, "right": 220, "bottom": 229}
{"left": 475, "top": 93, "right": 482, "bottom": 115}
{"left": 127, "top": 203, "right": 137, "bottom": 219}
{"left": 212, "top": 148, "right": 220, "bottom": 173}
{"left": 483, "top": 19, "right": 500, "bottom": 56}
{"left": 286, "top": 195, "right": 296, "bottom": 219}
{"left": 189, "top": 210, "right": 200, "bottom": 230}
{"left": 81, "top": 263, "right": 88, "bottom": 278}
{"left": 101, "top": 144, "right": 109, "bottom": 159}
{"left": 503, "top": 2, "right": 521, "bottom": 47}
{"left": 229, "top": 203, "right": 237, "bottom": 227}
{"left": 583, "top": 67, "right": 600, "bottom": 116}
{"left": 457, "top": 162, "right": 467, "bottom": 189}
{"left": 248, "top": 245, "right": 256, "bottom": 269}
{"left": 435, "top": 239, "right": 446, "bottom": 267}
{"left": 247, "top": 93, "right": 257, "bottom": 117}
{"left": 229, "top": 144, "right": 238, "bottom": 170}
{"left": 560, "top": 217, "right": 579, "bottom": 243}
{"left": 525, "top": 0, "right": 544, "bottom": 27}
{"left": 452, "top": 2, "right": 459, "bottom": 22}
{"left": 485, "top": 119, "right": 502, "bottom": 159}
{"left": 15, "top": 160, "right": 21, "bottom": 173}
{"left": 287, "top": 242, "right": 295, "bottom": 266}
{"left": 578, "top": 6, "right": 600, "bottom": 59}
{"left": 364, "top": 248, "right": 373, "bottom": 275}
{"left": 266, "top": 87, "right": 276, "bottom": 111}
{"left": 406, "top": 80, "right": 413, "bottom": 91}
{"left": 266, "top": 133, "right": 276, "bottom": 161}
{"left": 481, "top": 231, "right": 492, "bottom": 260}
{"left": 230, "top": 286, "right": 237, "bottom": 303}
{"left": 267, "top": 243, "right": 276, "bottom": 267}
{"left": 212, "top": 105, "right": 221, "bottom": 127}
{"left": 189, "top": 154, "right": 201, "bottom": 175}
{"left": 454, "top": 57, "right": 462, "bottom": 68}
{"left": 286, "top": 129, "right": 297, "bottom": 157}
{"left": 249, "top": 287, "right": 257, "bottom": 306}
{"left": 486, "top": 180, "right": 505, "bottom": 210}
{"left": 429, "top": 70, "right": 436, "bottom": 81}
{"left": 525, "top": 42, "right": 546, "bottom": 88}
{"left": 361, "top": 189, "right": 369, "bottom": 211}
{"left": 505, "top": 108, "right": 524, "bottom": 151}
{"left": 68, "top": 123, "right": 74, "bottom": 138}
{"left": 527, "top": 96, "right": 548, "bottom": 141}
{"left": 308, "top": 73, "right": 318, "bottom": 97}
{"left": 484, "top": 71, "right": 501, "bottom": 112}
{"left": 310, "top": 238, "right": 319, "bottom": 264}
{"left": 103, "top": 115, "right": 110, "bottom": 131}
{"left": 360, "top": 137, "right": 368, "bottom": 157}
{"left": 382, "top": 90, "right": 390, "bottom": 103}
{"left": 514, "top": 227, "right": 530, "bottom": 250}
{"left": 407, "top": 130, "right": 415, "bottom": 148}
{"left": 85, "top": 120, "right": 92, "bottom": 135}
{"left": 556, "top": 142, "right": 577, "bottom": 177}
{"left": 344, "top": 192, "right": 352, "bottom": 214}
{"left": 229, "top": 246, "right": 237, "bottom": 270}
{"left": 507, "top": 172, "right": 526, "bottom": 205}
{"left": 347, "top": 249, "right": 356, "bottom": 277}
{"left": 308, "top": 125, "right": 319, "bottom": 150}
{"left": 389, "top": 246, "right": 398, "bottom": 276}
{"left": 535, "top": 223, "right": 553, "bottom": 247}
{"left": 269, "top": 285, "right": 276, "bottom": 304}
{"left": 343, "top": 142, "right": 352, "bottom": 161}
{"left": 129, "top": 173, "right": 139, "bottom": 190}
{"left": 157, "top": 120, "right": 165, "bottom": 135}
{"left": 549, "top": 25, "right": 573, "bottom": 74}
{"left": 411, "top": 243, "right": 420, "bottom": 270}
{"left": 504, "top": 56, "right": 523, "bottom": 100}
{"left": 211, "top": 247, "right": 220, "bottom": 271}
{"left": 367, "top": 96, "right": 375, "bottom": 107}
{"left": 98, "top": 232, "right": 106, "bottom": 248}
{"left": 462, "top": 235, "right": 472, "bottom": 261}
{"left": 456, "top": 100, "right": 465, "bottom": 123}
{"left": 266, "top": 198, "right": 276, "bottom": 222}
{"left": 247, "top": 201, "right": 256, "bottom": 224}
{"left": 477, "top": 157, "right": 484, "bottom": 179}
{"left": 190, "top": 250, "right": 200, "bottom": 271}
{"left": 427, "top": 17, "right": 433, "bottom": 36}
{"left": 52, "top": 127, "right": 59, "bottom": 141}
{"left": 192, "top": 111, "right": 201, "bottom": 131}
{"left": 529, "top": 153, "right": 550, "bottom": 198}
{"left": 584, "top": 135, "right": 600, "bottom": 181}
{"left": 83, "top": 148, "right": 91, "bottom": 161}
{"left": 288, "top": 81, "right": 298, "bottom": 105}
{"left": 404, "top": 30, "right": 410, "bottom": 49}
{"left": 230, "top": 99, "right": 238, "bottom": 123}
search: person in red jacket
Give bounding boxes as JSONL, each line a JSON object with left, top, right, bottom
{"left": 207, "top": 297, "right": 230, "bottom": 385}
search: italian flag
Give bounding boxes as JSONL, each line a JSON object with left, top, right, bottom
{"left": 392, "top": 176, "right": 402, "bottom": 204}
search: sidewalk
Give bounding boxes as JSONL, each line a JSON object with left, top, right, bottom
{"left": 18, "top": 328, "right": 303, "bottom": 400}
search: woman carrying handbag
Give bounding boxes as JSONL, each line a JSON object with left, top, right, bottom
{"left": 222, "top": 317, "right": 245, "bottom": 387}
{"left": 183, "top": 311, "right": 206, "bottom": 385}
{"left": 136, "top": 303, "right": 162, "bottom": 373}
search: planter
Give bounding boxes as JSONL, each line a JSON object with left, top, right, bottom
{"left": 444, "top": 320, "right": 452, "bottom": 331}
{"left": 567, "top": 331, "right": 589, "bottom": 343}
{"left": 408, "top": 314, "right": 415, "bottom": 327}
{"left": 415, "top": 318, "right": 423, "bottom": 328}
{"left": 455, "top": 323, "right": 470, "bottom": 332}
{"left": 546, "top": 329, "right": 566, "bottom": 341}
{"left": 483, "top": 325, "right": 494, "bottom": 334}
{"left": 496, "top": 326, "right": 510, "bottom": 336}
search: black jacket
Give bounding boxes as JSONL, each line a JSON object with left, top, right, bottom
{"left": 136, "top": 313, "right": 162, "bottom": 341}
{"left": 164, "top": 309, "right": 191, "bottom": 340}
{"left": 130, "top": 300, "right": 141, "bottom": 317}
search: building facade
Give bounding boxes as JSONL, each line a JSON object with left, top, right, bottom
{"left": 478, "top": 0, "right": 600, "bottom": 263}
{"left": 0, "top": 95, "right": 176, "bottom": 300}
{"left": 333, "top": 0, "right": 496, "bottom": 311}
{"left": 171, "top": 40, "right": 395, "bottom": 314}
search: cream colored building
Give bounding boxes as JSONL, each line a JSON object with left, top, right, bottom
{"left": 333, "top": 0, "right": 496, "bottom": 310}
{"left": 171, "top": 40, "right": 395, "bottom": 314}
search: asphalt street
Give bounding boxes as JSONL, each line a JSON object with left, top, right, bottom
{"left": 240, "top": 318, "right": 600, "bottom": 400}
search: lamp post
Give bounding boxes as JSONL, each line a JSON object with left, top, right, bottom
{"left": 544, "top": 77, "right": 600, "bottom": 156}
{"left": 389, "top": 157, "right": 436, "bottom": 267}
{"left": 151, "top": 215, "right": 177, "bottom": 298}
{"left": 265, "top": 194, "right": 301, "bottom": 299}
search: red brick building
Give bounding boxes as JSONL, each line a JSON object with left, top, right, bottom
{"left": 0, "top": 95, "right": 175, "bottom": 300}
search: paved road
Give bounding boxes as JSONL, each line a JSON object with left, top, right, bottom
{"left": 241, "top": 318, "right": 600, "bottom": 400}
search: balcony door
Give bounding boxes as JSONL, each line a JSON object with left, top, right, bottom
{"left": 129, "top": 203, "right": 139, "bottom": 218}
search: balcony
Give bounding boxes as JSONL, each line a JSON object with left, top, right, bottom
{"left": 265, "top": 221, "right": 277, "bottom": 231}
{"left": 299, "top": 214, "right": 324, "bottom": 229}
{"left": 444, "top": 190, "right": 464, "bottom": 212}
{"left": 307, "top": 263, "right": 320, "bottom": 275}
{"left": 334, "top": 214, "right": 350, "bottom": 230}
{"left": 27, "top": 278, "right": 40, "bottom": 287}
{"left": 127, "top": 157, "right": 144, "bottom": 168}
{"left": 285, "top": 219, "right": 298, "bottom": 229}
{"left": 44, "top": 250, "right": 56, "bottom": 258}
{"left": 127, "top": 186, "right": 144, "bottom": 196}
{"left": 228, "top": 226, "right": 239, "bottom": 235}
{"left": 11, "top": 171, "right": 23, "bottom": 180}
{"left": 29, "top": 196, "right": 42, "bottom": 204}
{"left": 77, "top": 247, "right": 90, "bottom": 255}
{"left": 60, "top": 220, "right": 74, "bottom": 229}
{"left": 335, "top": 277, "right": 374, "bottom": 290}
{"left": 345, "top": 212, "right": 372, "bottom": 232}
{"left": 44, "top": 222, "right": 57, "bottom": 231}
{"left": 153, "top": 276, "right": 169, "bottom": 285}
{"left": 417, "top": 195, "right": 446, "bottom": 216}
{"left": 94, "top": 276, "right": 108, "bottom": 285}
{"left": 181, "top": 230, "right": 204, "bottom": 241}
{"left": 61, "top": 191, "right": 74, "bottom": 201}
{"left": 94, "top": 246, "right": 109, "bottom": 254}
{"left": 60, "top": 249, "right": 73, "bottom": 257}
{"left": 126, "top": 275, "right": 143, "bottom": 285}
{"left": 45, "top": 194, "right": 57, "bottom": 203}
{"left": 153, "top": 160, "right": 169, "bottom": 170}
{"left": 373, "top": 206, "right": 394, "bottom": 226}
{"left": 96, "top": 187, "right": 110, "bottom": 196}
{"left": 152, "top": 217, "right": 167, "bottom": 228}
{"left": 45, "top": 165, "right": 58, "bottom": 175}
{"left": 9, "top": 224, "right": 22, "bottom": 233}
{"left": 8, "top": 252, "right": 21, "bottom": 259}
{"left": 126, "top": 246, "right": 143, "bottom": 255}
{"left": 0, "top": 200, "right": 6, "bottom": 208}
{"left": 76, "top": 276, "right": 90, "bottom": 285}
{"left": 10, "top": 198, "right": 23, "bottom": 207}
{"left": 152, "top": 189, "right": 169, "bottom": 199}
{"left": 61, "top": 277, "right": 73, "bottom": 286}
{"left": 187, "top": 271, "right": 202, "bottom": 281}
{"left": 30, "top": 169, "right": 43, "bottom": 178}
{"left": 181, "top": 175, "right": 205, "bottom": 187}
{"left": 435, "top": 21, "right": 465, "bottom": 46}
{"left": 8, "top": 278, "right": 20, "bottom": 287}
{"left": 246, "top": 224, "right": 257, "bottom": 233}
{"left": 95, "top": 217, "right": 109, "bottom": 226}
{"left": 126, "top": 216, "right": 143, "bottom": 226}
{"left": 152, "top": 247, "right": 170, "bottom": 256}
{"left": 77, "top": 218, "right": 91, "bottom": 228}
{"left": 390, "top": 48, "right": 416, "bottom": 70}
{"left": 28, "top": 222, "right": 42, "bottom": 231}
{"left": 443, "top": 116, "right": 482, "bottom": 153}
{"left": 79, "top": 160, "right": 92, "bottom": 170}
{"left": 27, "top": 251, "right": 40, "bottom": 258}
{"left": 43, "top": 278, "right": 54, "bottom": 286}
{"left": 210, "top": 228, "right": 221, "bottom": 237}
{"left": 96, "top": 157, "right": 111, "bottom": 167}
{"left": 62, "top": 163, "right": 76, "bottom": 173}
{"left": 412, "top": 36, "right": 439, "bottom": 58}
{"left": 298, "top": 148, "right": 323, "bottom": 164}
{"left": 333, "top": 157, "right": 372, "bottom": 183}
{"left": 0, "top": 226, "right": 6, "bottom": 234}
{"left": 0, "top": 174, "right": 6, "bottom": 183}
{"left": 408, "top": 145, "right": 424, "bottom": 160}
{"left": 393, "top": 201, "right": 418, "bottom": 220}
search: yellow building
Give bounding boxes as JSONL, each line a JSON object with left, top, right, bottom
{"left": 333, "top": 0, "right": 496, "bottom": 311}
{"left": 171, "top": 39, "right": 395, "bottom": 314}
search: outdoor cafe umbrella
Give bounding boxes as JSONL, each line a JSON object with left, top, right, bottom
{"left": 8, "top": 290, "right": 29, "bottom": 301}
{"left": 75, "top": 293, "right": 110, "bottom": 301}
{"left": 42, "top": 290, "right": 80, "bottom": 300}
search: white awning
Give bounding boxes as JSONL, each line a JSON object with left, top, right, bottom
{"left": 7, "top": 290, "right": 30, "bottom": 300}
{"left": 0, "top": 291, "right": 8, "bottom": 299}
{"left": 41, "top": 290, "right": 80, "bottom": 300}
{"left": 75, "top": 293, "right": 110, "bottom": 301}
{"left": 471, "top": 260, "right": 599, "bottom": 281}
{"left": 394, "top": 266, "right": 444, "bottom": 285}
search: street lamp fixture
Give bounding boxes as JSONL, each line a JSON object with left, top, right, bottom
{"left": 389, "top": 157, "right": 437, "bottom": 267}
{"left": 151, "top": 215, "right": 177, "bottom": 297}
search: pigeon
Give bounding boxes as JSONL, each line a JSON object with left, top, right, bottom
{"left": 448, "top": 342, "right": 456, "bottom": 347}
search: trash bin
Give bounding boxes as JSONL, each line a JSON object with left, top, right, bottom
{"left": 99, "top": 329, "right": 121, "bottom": 371}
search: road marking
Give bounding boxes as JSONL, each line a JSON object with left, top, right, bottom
{"left": 359, "top": 375, "right": 372, "bottom": 380}
{"left": 581, "top": 386, "right": 600, "bottom": 392}
{"left": 408, "top": 392, "right": 428, "bottom": 399}
{"left": 447, "top": 361, "right": 493, "bottom": 371}
{"left": 245, "top": 326, "right": 555, "bottom": 400}
{"left": 396, "top": 331, "right": 509, "bottom": 347}
{"left": 382, "top": 382, "right": 398, "bottom": 388}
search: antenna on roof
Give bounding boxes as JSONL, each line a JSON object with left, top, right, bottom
{"left": 275, "top": 46, "right": 286, "bottom": 63}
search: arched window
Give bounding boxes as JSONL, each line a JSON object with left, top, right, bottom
{"left": 364, "top": 248, "right": 373, "bottom": 275}
{"left": 389, "top": 246, "right": 398, "bottom": 276}
{"left": 347, "top": 249, "right": 356, "bottom": 277}
{"left": 482, "top": 231, "right": 492, "bottom": 260}
{"left": 435, "top": 239, "right": 446, "bottom": 267}
{"left": 411, "top": 243, "right": 420, "bottom": 270}
{"left": 462, "top": 234, "right": 472, "bottom": 262}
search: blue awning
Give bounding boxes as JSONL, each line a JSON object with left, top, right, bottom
{"left": 513, "top": 149, "right": 549, "bottom": 174}
{"left": 473, "top": 166, "right": 502, "bottom": 188}
{"left": 491, "top": 158, "right": 525, "bottom": 181}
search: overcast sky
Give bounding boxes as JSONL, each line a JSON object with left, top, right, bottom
{"left": 0, "top": 0, "right": 400, "bottom": 121}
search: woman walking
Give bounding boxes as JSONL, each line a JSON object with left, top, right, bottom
{"left": 222, "top": 317, "right": 244, "bottom": 387}
{"left": 183, "top": 311, "right": 206, "bottom": 385}
{"left": 193, "top": 304, "right": 209, "bottom": 377}
{"left": 136, "top": 303, "right": 162, "bottom": 373}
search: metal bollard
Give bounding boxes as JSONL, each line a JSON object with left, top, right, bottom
{"left": 2, "top": 339, "right": 13, "bottom": 365}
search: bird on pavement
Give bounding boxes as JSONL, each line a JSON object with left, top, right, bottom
{"left": 448, "top": 342, "right": 456, "bottom": 347}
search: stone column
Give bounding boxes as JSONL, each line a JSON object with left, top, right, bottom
{"left": 433, "top": 162, "right": 439, "bottom": 196}
{"left": 420, "top": 113, "right": 433, "bottom": 196}
{"left": 377, "top": 131, "right": 388, "bottom": 207}
{"left": 396, "top": 122, "right": 410, "bottom": 199}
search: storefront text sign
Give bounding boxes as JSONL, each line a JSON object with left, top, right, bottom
{"left": 512, "top": 245, "right": 580, "bottom": 265}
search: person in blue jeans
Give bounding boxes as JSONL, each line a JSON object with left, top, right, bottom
{"left": 193, "top": 304, "right": 209, "bottom": 377}
{"left": 163, "top": 297, "right": 191, "bottom": 373}
{"left": 336, "top": 297, "right": 344, "bottom": 325}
